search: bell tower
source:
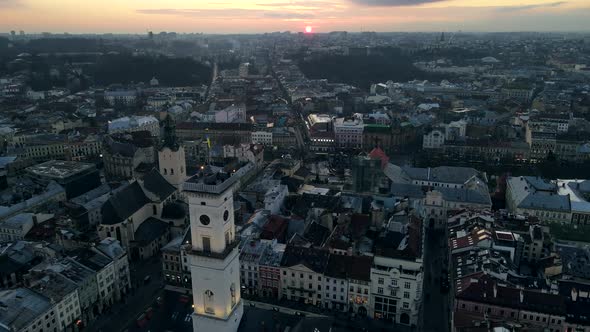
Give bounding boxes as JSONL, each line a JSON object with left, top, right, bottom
{"left": 158, "top": 115, "right": 186, "bottom": 188}
{"left": 183, "top": 168, "right": 244, "bottom": 332}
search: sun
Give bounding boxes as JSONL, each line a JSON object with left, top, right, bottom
{"left": 305, "top": 26, "right": 313, "bottom": 34}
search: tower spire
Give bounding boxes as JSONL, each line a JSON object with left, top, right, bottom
{"left": 162, "top": 114, "right": 179, "bottom": 151}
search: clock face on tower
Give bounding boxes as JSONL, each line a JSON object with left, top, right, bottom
{"left": 199, "top": 214, "right": 211, "bottom": 226}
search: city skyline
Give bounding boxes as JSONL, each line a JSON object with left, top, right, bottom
{"left": 1, "top": 0, "right": 590, "bottom": 34}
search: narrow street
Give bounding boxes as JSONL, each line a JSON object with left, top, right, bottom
{"left": 87, "top": 257, "right": 165, "bottom": 332}
{"left": 420, "top": 228, "right": 451, "bottom": 332}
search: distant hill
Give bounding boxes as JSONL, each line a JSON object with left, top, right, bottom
{"left": 298, "top": 47, "right": 447, "bottom": 90}
{"left": 92, "top": 54, "right": 212, "bottom": 87}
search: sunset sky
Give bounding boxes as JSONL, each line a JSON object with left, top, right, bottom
{"left": 1, "top": 0, "right": 589, "bottom": 34}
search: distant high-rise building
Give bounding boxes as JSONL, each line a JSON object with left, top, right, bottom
{"left": 148, "top": 31, "right": 153, "bottom": 39}
{"left": 19, "top": 30, "right": 24, "bottom": 36}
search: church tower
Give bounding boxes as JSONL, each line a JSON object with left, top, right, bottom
{"left": 183, "top": 168, "right": 244, "bottom": 332}
{"left": 158, "top": 115, "right": 186, "bottom": 188}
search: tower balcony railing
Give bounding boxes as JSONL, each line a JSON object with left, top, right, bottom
{"left": 183, "top": 163, "right": 254, "bottom": 194}
{"left": 186, "top": 240, "right": 240, "bottom": 260}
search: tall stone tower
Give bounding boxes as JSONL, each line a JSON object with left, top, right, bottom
{"left": 183, "top": 168, "right": 244, "bottom": 332}
{"left": 158, "top": 115, "right": 186, "bottom": 188}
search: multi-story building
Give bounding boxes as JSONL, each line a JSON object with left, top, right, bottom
{"left": 271, "top": 127, "right": 297, "bottom": 148}
{"left": 334, "top": 114, "right": 363, "bottom": 149}
{"left": 258, "top": 241, "right": 285, "bottom": 299}
{"left": 280, "top": 246, "right": 329, "bottom": 306}
{"left": 27, "top": 272, "right": 82, "bottom": 331}
{"left": 348, "top": 256, "right": 373, "bottom": 317}
{"left": 34, "top": 257, "right": 100, "bottom": 321}
{"left": 104, "top": 90, "right": 138, "bottom": 107}
{"left": 108, "top": 116, "right": 160, "bottom": 137}
{"left": 323, "top": 254, "right": 373, "bottom": 313}
{"left": 162, "top": 235, "right": 186, "bottom": 288}
{"left": 506, "top": 176, "right": 572, "bottom": 223}
{"left": 0, "top": 288, "right": 59, "bottom": 332}
{"left": 9, "top": 133, "right": 101, "bottom": 163}
{"left": 370, "top": 218, "right": 423, "bottom": 326}
{"left": 0, "top": 213, "right": 52, "bottom": 241}
{"left": 251, "top": 131, "right": 273, "bottom": 146}
{"left": 454, "top": 274, "right": 567, "bottom": 332}
{"left": 223, "top": 144, "right": 264, "bottom": 168}
{"left": 25, "top": 160, "right": 101, "bottom": 199}
{"left": 69, "top": 248, "right": 117, "bottom": 310}
{"left": 423, "top": 129, "right": 445, "bottom": 149}
{"left": 102, "top": 131, "right": 156, "bottom": 181}
{"left": 557, "top": 179, "right": 590, "bottom": 225}
{"left": 240, "top": 240, "right": 267, "bottom": 296}
{"left": 94, "top": 237, "right": 131, "bottom": 300}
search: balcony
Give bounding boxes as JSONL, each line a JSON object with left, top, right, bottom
{"left": 187, "top": 240, "right": 239, "bottom": 260}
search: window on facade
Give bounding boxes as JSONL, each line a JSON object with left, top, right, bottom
{"left": 378, "top": 278, "right": 384, "bottom": 285}
{"left": 202, "top": 237, "right": 211, "bottom": 253}
{"left": 404, "top": 282, "right": 411, "bottom": 289}
{"left": 204, "top": 290, "right": 215, "bottom": 314}
{"left": 377, "top": 287, "right": 384, "bottom": 294}
{"left": 403, "top": 292, "right": 410, "bottom": 299}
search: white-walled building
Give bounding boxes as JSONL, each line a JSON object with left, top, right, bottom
{"left": 104, "top": 90, "right": 137, "bottom": 106}
{"left": 445, "top": 120, "right": 467, "bottom": 141}
{"left": 28, "top": 273, "right": 82, "bottom": 331}
{"left": 108, "top": 116, "right": 160, "bottom": 137}
{"left": 95, "top": 237, "right": 131, "bottom": 301}
{"left": 223, "top": 144, "right": 264, "bottom": 168}
{"left": 251, "top": 131, "right": 273, "bottom": 146}
{"left": 334, "top": 114, "right": 364, "bottom": 149}
{"left": 183, "top": 165, "right": 245, "bottom": 332}
{"left": 506, "top": 176, "right": 572, "bottom": 223}
{"left": 369, "top": 219, "right": 423, "bottom": 326}
{"left": 0, "top": 213, "right": 52, "bottom": 241}
{"left": 279, "top": 246, "right": 329, "bottom": 307}
{"left": 0, "top": 288, "right": 59, "bottom": 332}
{"left": 263, "top": 184, "right": 288, "bottom": 215}
{"left": 423, "top": 129, "right": 445, "bottom": 149}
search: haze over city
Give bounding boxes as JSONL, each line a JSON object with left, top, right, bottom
{"left": 1, "top": 0, "right": 590, "bottom": 33}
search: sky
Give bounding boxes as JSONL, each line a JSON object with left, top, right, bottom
{"left": 1, "top": 0, "right": 590, "bottom": 34}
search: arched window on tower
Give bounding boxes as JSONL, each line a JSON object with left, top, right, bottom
{"left": 170, "top": 168, "right": 174, "bottom": 175}
{"left": 204, "top": 290, "right": 215, "bottom": 314}
{"left": 180, "top": 166, "right": 184, "bottom": 174}
{"left": 163, "top": 168, "right": 167, "bottom": 175}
